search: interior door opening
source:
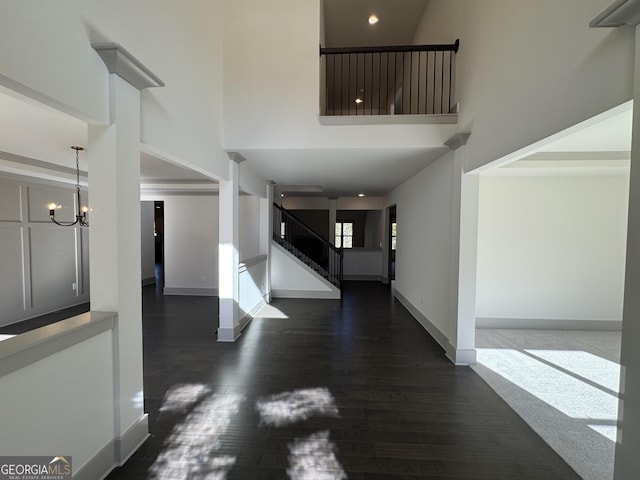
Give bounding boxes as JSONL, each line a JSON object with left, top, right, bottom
{"left": 154, "top": 200, "right": 165, "bottom": 290}
{"left": 388, "top": 205, "right": 396, "bottom": 283}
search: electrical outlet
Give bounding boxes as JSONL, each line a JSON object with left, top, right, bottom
{"left": 72, "top": 282, "right": 77, "bottom": 291}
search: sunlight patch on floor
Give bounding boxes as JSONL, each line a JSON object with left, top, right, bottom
{"left": 0, "top": 334, "right": 15, "bottom": 342}
{"left": 256, "top": 388, "right": 340, "bottom": 427}
{"left": 255, "top": 304, "right": 289, "bottom": 319}
{"left": 476, "top": 348, "right": 619, "bottom": 437}
{"left": 588, "top": 424, "right": 618, "bottom": 442}
{"left": 525, "top": 349, "right": 620, "bottom": 393}
{"left": 148, "top": 393, "right": 245, "bottom": 480}
{"left": 159, "top": 383, "right": 212, "bottom": 413}
{"left": 287, "top": 431, "right": 347, "bottom": 480}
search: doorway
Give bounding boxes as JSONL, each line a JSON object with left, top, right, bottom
{"left": 387, "top": 205, "right": 396, "bottom": 283}
{"left": 154, "top": 201, "right": 165, "bottom": 289}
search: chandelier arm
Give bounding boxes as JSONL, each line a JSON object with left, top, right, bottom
{"left": 49, "top": 214, "right": 80, "bottom": 227}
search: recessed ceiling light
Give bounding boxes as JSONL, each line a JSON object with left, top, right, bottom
{"left": 280, "top": 193, "right": 285, "bottom": 197}
{"left": 358, "top": 193, "right": 366, "bottom": 197}
{"left": 368, "top": 14, "right": 379, "bottom": 25}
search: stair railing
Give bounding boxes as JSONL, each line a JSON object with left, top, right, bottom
{"left": 273, "top": 203, "right": 343, "bottom": 289}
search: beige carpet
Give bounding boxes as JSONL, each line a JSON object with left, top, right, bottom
{"left": 472, "top": 329, "right": 621, "bottom": 480}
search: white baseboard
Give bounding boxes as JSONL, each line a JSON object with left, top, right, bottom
{"left": 218, "top": 326, "right": 241, "bottom": 342}
{"left": 76, "top": 415, "right": 149, "bottom": 480}
{"left": 271, "top": 289, "right": 340, "bottom": 299}
{"left": 343, "top": 274, "right": 382, "bottom": 281}
{"left": 446, "top": 345, "right": 477, "bottom": 366}
{"left": 393, "top": 289, "right": 449, "bottom": 352}
{"left": 476, "top": 317, "right": 622, "bottom": 331}
{"left": 163, "top": 287, "right": 218, "bottom": 296}
{"left": 394, "top": 288, "right": 477, "bottom": 366}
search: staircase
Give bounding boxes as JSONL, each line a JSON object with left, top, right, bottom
{"left": 273, "top": 203, "right": 343, "bottom": 289}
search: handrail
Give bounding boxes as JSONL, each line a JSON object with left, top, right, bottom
{"left": 320, "top": 39, "right": 459, "bottom": 56}
{"left": 273, "top": 203, "right": 342, "bottom": 255}
{"left": 320, "top": 39, "right": 459, "bottom": 116}
{"left": 273, "top": 203, "right": 343, "bottom": 289}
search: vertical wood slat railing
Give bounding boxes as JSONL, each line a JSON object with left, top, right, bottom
{"left": 320, "top": 39, "right": 459, "bottom": 116}
{"left": 273, "top": 203, "right": 343, "bottom": 289}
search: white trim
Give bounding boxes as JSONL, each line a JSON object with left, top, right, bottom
{"left": 74, "top": 439, "right": 115, "bottom": 480}
{"left": 75, "top": 415, "right": 149, "bottom": 480}
{"left": 272, "top": 289, "right": 340, "bottom": 299}
{"left": 318, "top": 114, "right": 458, "bottom": 126}
{"left": 476, "top": 317, "right": 623, "bottom": 331}
{"left": 217, "top": 326, "right": 241, "bottom": 342}
{"left": 446, "top": 344, "right": 477, "bottom": 366}
{"left": 115, "top": 415, "right": 150, "bottom": 464}
{"left": 163, "top": 287, "right": 218, "bottom": 296}
{"left": 343, "top": 274, "right": 381, "bottom": 281}
{"left": 590, "top": 0, "right": 640, "bottom": 27}
{"left": 393, "top": 289, "right": 450, "bottom": 352}
{"left": 92, "top": 43, "right": 164, "bottom": 90}
{"left": 0, "top": 311, "right": 116, "bottom": 376}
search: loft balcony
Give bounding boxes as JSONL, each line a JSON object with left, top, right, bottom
{"left": 319, "top": 40, "right": 459, "bottom": 125}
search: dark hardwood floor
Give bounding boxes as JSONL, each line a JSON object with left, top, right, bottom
{"left": 98, "top": 281, "right": 580, "bottom": 479}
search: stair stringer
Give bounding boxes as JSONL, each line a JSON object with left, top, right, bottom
{"left": 271, "top": 241, "right": 341, "bottom": 299}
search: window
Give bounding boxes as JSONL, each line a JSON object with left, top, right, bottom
{"left": 335, "top": 222, "right": 353, "bottom": 248}
{"left": 391, "top": 222, "right": 397, "bottom": 251}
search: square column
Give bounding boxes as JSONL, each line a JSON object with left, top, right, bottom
{"left": 218, "top": 158, "right": 241, "bottom": 341}
{"left": 90, "top": 42, "right": 164, "bottom": 463}
{"left": 259, "top": 181, "right": 275, "bottom": 302}
{"left": 446, "top": 133, "right": 478, "bottom": 366}
{"left": 88, "top": 74, "right": 146, "bottom": 460}
{"left": 614, "top": 22, "right": 640, "bottom": 480}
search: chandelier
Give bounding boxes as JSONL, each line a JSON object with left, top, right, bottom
{"left": 48, "top": 146, "right": 89, "bottom": 227}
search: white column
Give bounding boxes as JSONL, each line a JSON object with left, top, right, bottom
{"left": 445, "top": 133, "right": 478, "bottom": 366}
{"left": 90, "top": 43, "right": 164, "bottom": 462}
{"left": 218, "top": 158, "right": 241, "bottom": 342}
{"left": 614, "top": 23, "right": 640, "bottom": 480}
{"left": 260, "top": 182, "right": 275, "bottom": 302}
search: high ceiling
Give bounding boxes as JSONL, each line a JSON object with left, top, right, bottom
{"left": 323, "top": 0, "right": 430, "bottom": 47}
{"left": 0, "top": 0, "right": 440, "bottom": 198}
{"left": 0, "top": 2, "right": 631, "bottom": 198}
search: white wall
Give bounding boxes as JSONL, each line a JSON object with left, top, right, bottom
{"left": 0, "top": 321, "right": 115, "bottom": 475}
{"left": 343, "top": 249, "right": 383, "bottom": 279}
{"left": 0, "top": 0, "right": 228, "bottom": 180}
{"left": 413, "top": 0, "right": 634, "bottom": 171}
{"left": 155, "top": 195, "right": 219, "bottom": 295}
{"left": 239, "top": 195, "right": 261, "bottom": 261}
{"left": 239, "top": 257, "right": 268, "bottom": 320}
{"left": 476, "top": 173, "right": 629, "bottom": 324}
{"left": 140, "top": 201, "right": 156, "bottom": 285}
{"left": 385, "top": 151, "right": 455, "bottom": 340}
{"left": 222, "top": 0, "right": 457, "bottom": 150}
